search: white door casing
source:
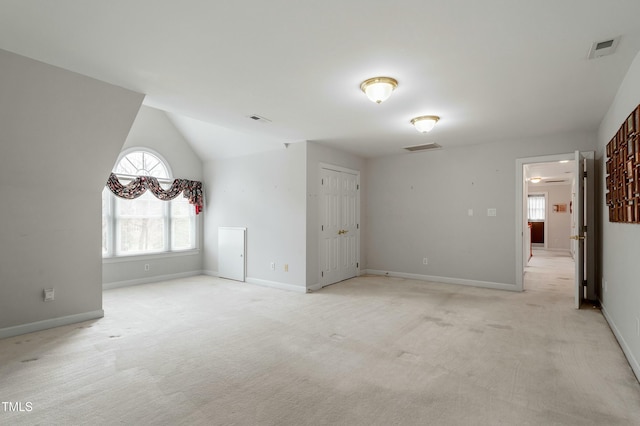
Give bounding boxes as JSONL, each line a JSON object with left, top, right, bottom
{"left": 515, "top": 151, "right": 594, "bottom": 304}
{"left": 320, "top": 165, "right": 359, "bottom": 287}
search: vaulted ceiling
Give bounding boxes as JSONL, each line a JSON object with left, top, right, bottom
{"left": 1, "top": 1, "right": 639, "bottom": 159}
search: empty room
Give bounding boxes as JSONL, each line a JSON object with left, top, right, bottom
{"left": 1, "top": 1, "right": 640, "bottom": 424}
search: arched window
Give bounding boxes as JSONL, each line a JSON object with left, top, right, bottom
{"left": 102, "top": 149, "right": 196, "bottom": 257}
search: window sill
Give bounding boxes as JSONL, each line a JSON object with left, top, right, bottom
{"left": 102, "top": 249, "right": 200, "bottom": 264}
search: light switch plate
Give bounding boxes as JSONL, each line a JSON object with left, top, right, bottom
{"left": 44, "top": 288, "right": 55, "bottom": 302}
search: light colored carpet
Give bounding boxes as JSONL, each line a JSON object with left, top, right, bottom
{"left": 1, "top": 250, "right": 639, "bottom": 425}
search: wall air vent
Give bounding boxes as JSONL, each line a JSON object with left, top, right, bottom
{"left": 247, "top": 114, "right": 272, "bottom": 123}
{"left": 403, "top": 143, "right": 441, "bottom": 152}
{"left": 588, "top": 36, "right": 620, "bottom": 59}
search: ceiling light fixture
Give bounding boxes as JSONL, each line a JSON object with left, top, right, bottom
{"left": 559, "top": 160, "right": 569, "bottom": 163}
{"left": 360, "top": 77, "right": 398, "bottom": 104}
{"left": 530, "top": 177, "right": 542, "bottom": 183}
{"left": 411, "top": 115, "right": 440, "bottom": 133}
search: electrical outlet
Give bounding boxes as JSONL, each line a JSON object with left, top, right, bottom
{"left": 423, "top": 257, "right": 428, "bottom": 265}
{"left": 487, "top": 208, "right": 497, "bottom": 217}
{"left": 44, "top": 288, "right": 55, "bottom": 302}
{"left": 284, "top": 264, "right": 289, "bottom": 272}
{"left": 270, "top": 262, "right": 275, "bottom": 271}
{"left": 144, "top": 264, "right": 150, "bottom": 271}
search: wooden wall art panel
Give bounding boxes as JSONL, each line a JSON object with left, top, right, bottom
{"left": 606, "top": 104, "right": 640, "bottom": 223}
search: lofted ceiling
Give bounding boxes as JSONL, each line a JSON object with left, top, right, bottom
{"left": 1, "top": 1, "right": 640, "bottom": 160}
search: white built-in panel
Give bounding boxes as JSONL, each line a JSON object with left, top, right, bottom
{"left": 218, "top": 227, "right": 246, "bottom": 282}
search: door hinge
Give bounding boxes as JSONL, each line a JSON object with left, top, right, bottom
{"left": 583, "top": 171, "right": 587, "bottom": 178}
{"left": 357, "top": 184, "right": 360, "bottom": 190}
{"left": 583, "top": 280, "right": 587, "bottom": 287}
{"left": 357, "top": 262, "right": 359, "bottom": 268}
{"left": 321, "top": 178, "right": 324, "bottom": 185}
{"left": 321, "top": 271, "right": 324, "bottom": 277}
{"left": 357, "top": 224, "right": 359, "bottom": 229}
{"left": 321, "top": 225, "right": 324, "bottom": 231}
{"left": 582, "top": 225, "right": 587, "bottom": 233}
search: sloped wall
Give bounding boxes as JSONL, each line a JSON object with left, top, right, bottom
{"left": 0, "top": 50, "right": 143, "bottom": 335}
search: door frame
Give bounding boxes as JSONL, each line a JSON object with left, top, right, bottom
{"left": 515, "top": 151, "right": 595, "bottom": 300}
{"left": 515, "top": 153, "right": 575, "bottom": 292}
{"left": 318, "top": 163, "right": 361, "bottom": 287}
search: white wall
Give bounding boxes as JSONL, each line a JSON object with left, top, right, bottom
{"left": 102, "top": 106, "right": 204, "bottom": 288}
{"left": 0, "top": 50, "right": 143, "bottom": 336}
{"left": 306, "top": 142, "right": 366, "bottom": 288}
{"left": 597, "top": 50, "right": 640, "bottom": 378}
{"left": 203, "top": 143, "right": 307, "bottom": 291}
{"left": 365, "top": 132, "right": 595, "bottom": 289}
{"left": 546, "top": 184, "right": 572, "bottom": 250}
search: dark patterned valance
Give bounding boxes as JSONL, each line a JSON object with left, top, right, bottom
{"left": 106, "top": 173, "right": 203, "bottom": 214}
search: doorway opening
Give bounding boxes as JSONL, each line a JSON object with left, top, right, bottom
{"left": 516, "top": 151, "right": 595, "bottom": 309}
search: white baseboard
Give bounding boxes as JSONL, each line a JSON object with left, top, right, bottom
{"left": 308, "top": 283, "right": 323, "bottom": 292}
{"left": 245, "top": 277, "right": 307, "bottom": 293}
{"left": 600, "top": 302, "right": 640, "bottom": 382}
{"left": 0, "top": 310, "right": 104, "bottom": 340}
{"left": 202, "top": 270, "right": 219, "bottom": 277}
{"left": 365, "top": 270, "right": 518, "bottom": 292}
{"left": 103, "top": 270, "right": 203, "bottom": 290}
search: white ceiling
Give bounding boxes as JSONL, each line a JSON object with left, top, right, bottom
{"left": 525, "top": 161, "right": 575, "bottom": 186}
{"left": 1, "top": 1, "right": 639, "bottom": 160}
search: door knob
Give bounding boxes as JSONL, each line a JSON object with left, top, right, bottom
{"left": 569, "top": 235, "right": 585, "bottom": 240}
{"left": 338, "top": 229, "right": 349, "bottom": 235}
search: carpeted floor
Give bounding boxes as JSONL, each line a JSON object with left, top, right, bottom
{"left": 1, "top": 250, "right": 639, "bottom": 425}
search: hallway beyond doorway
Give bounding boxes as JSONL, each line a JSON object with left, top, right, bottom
{"left": 525, "top": 249, "right": 575, "bottom": 302}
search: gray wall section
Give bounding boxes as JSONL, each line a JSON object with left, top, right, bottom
{"left": 203, "top": 143, "right": 307, "bottom": 289}
{"left": 102, "top": 106, "right": 204, "bottom": 288}
{"left": 365, "top": 132, "right": 596, "bottom": 286}
{"left": 598, "top": 51, "right": 640, "bottom": 376}
{"left": 0, "top": 49, "right": 143, "bottom": 330}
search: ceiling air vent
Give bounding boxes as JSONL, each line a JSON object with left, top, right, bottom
{"left": 588, "top": 36, "right": 620, "bottom": 59}
{"left": 403, "top": 143, "right": 441, "bottom": 152}
{"left": 247, "top": 114, "right": 272, "bottom": 123}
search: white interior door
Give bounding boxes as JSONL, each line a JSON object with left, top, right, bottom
{"left": 320, "top": 167, "right": 359, "bottom": 286}
{"left": 572, "top": 151, "right": 585, "bottom": 309}
{"left": 218, "top": 227, "right": 246, "bottom": 282}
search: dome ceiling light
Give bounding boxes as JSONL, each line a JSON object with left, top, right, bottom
{"left": 360, "top": 77, "right": 398, "bottom": 104}
{"left": 410, "top": 115, "right": 440, "bottom": 133}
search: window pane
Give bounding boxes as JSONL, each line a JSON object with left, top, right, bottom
{"left": 171, "top": 197, "right": 195, "bottom": 251}
{"left": 114, "top": 151, "right": 169, "bottom": 178}
{"left": 116, "top": 192, "right": 166, "bottom": 254}
{"left": 528, "top": 195, "right": 545, "bottom": 220}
